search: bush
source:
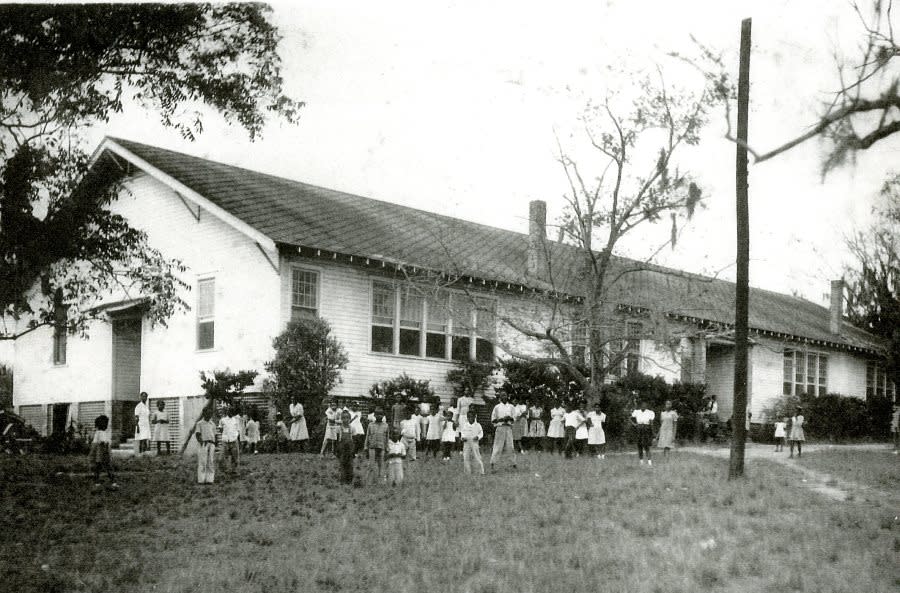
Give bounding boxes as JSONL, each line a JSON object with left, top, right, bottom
{"left": 266, "top": 318, "right": 349, "bottom": 442}
{"left": 446, "top": 360, "right": 496, "bottom": 399}
{"left": 606, "top": 374, "right": 706, "bottom": 442}
{"left": 369, "top": 374, "right": 436, "bottom": 412}
{"left": 802, "top": 393, "right": 869, "bottom": 441}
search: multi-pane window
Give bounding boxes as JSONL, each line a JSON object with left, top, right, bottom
{"left": 52, "top": 300, "right": 67, "bottom": 365}
{"left": 197, "top": 278, "right": 215, "bottom": 350}
{"left": 569, "top": 320, "right": 588, "bottom": 364}
{"left": 866, "top": 361, "right": 897, "bottom": 400}
{"left": 783, "top": 349, "right": 827, "bottom": 396}
{"left": 371, "top": 283, "right": 495, "bottom": 362}
{"left": 371, "top": 282, "right": 394, "bottom": 353}
{"left": 291, "top": 269, "right": 319, "bottom": 320}
{"left": 625, "top": 321, "right": 643, "bottom": 376}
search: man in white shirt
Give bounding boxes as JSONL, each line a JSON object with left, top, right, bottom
{"left": 459, "top": 409, "right": 485, "bottom": 475}
{"left": 219, "top": 406, "right": 241, "bottom": 473}
{"left": 490, "top": 391, "right": 517, "bottom": 471}
{"left": 631, "top": 401, "right": 656, "bottom": 466}
{"left": 563, "top": 403, "right": 585, "bottom": 459}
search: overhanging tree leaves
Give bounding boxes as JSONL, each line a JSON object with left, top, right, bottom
{"left": 845, "top": 176, "right": 900, "bottom": 389}
{"left": 0, "top": 3, "right": 302, "bottom": 340}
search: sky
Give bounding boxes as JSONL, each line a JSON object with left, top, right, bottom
{"left": 88, "top": 0, "right": 900, "bottom": 306}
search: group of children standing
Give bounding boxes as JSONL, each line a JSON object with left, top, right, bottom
{"left": 772, "top": 408, "right": 806, "bottom": 457}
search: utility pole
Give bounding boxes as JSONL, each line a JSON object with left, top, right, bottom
{"left": 729, "top": 18, "right": 752, "bottom": 479}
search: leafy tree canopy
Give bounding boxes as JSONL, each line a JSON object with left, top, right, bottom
{"left": 0, "top": 3, "right": 302, "bottom": 340}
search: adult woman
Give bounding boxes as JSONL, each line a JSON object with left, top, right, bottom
{"left": 657, "top": 400, "right": 678, "bottom": 458}
{"left": 289, "top": 397, "right": 309, "bottom": 451}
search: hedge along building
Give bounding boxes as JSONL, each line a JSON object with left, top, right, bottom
{"left": 11, "top": 138, "right": 895, "bottom": 445}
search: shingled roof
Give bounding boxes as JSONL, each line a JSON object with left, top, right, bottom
{"left": 93, "top": 137, "right": 886, "bottom": 355}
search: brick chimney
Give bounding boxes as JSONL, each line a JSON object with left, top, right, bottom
{"left": 527, "top": 200, "right": 547, "bottom": 277}
{"left": 829, "top": 279, "right": 843, "bottom": 335}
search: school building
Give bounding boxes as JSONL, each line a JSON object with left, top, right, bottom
{"left": 10, "top": 137, "right": 895, "bottom": 446}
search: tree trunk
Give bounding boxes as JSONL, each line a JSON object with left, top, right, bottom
{"left": 729, "top": 18, "right": 752, "bottom": 480}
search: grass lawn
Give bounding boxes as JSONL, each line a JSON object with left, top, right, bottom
{"left": 793, "top": 448, "right": 899, "bottom": 492}
{"left": 1, "top": 449, "right": 897, "bottom": 593}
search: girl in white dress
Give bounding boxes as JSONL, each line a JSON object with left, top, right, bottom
{"left": 656, "top": 400, "right": 678, "bottom": 458}
{"left": 320, "top": 400, "right": 339, "bottom": 456}
{"left": 288, "top": 397, "right": 309, "bottom": 451}
{"left": 789, "top": 408, "right": 805, "bottom": 458}
{"left": 773, "top": 417, "right": 787, "bottom": 452}
{"left": 245, "top": 412, "right": 260, "bottom": 454}
{"left": 574, "top": 400, "right": 590, "bottom": 457}
{"left": 586, "top": 403, "right": 607, "bottom": 459}
{"left": 527, "top": 403, "right": 545, "bottom": 451}
{"left": 547, "top": 403, "right": 566, "bottom": 454}
{"left": 151, "top": 400, "right": 171, "bottom": 455}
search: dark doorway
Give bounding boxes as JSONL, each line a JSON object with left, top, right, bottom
{"left": 51, "top": 403, "right": 70, "bottom": 435}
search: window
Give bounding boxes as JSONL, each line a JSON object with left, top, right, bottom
{"left": 371, "top": 281, "right": 394, "bottom": 353}
{"left": 425, "top": 292, "right": 449, "bottom": 358}
{"left": 371, "top": 283, "right": 495, "bottom": 362}
{"left": 867, "top": 361, "right": 896, "bottom": 400}
{"left": 52, "top": 299, "right": 67, "bottom": 365}
{"left": 570, "top": 320, "right": 588, "bottom": 364}
{"left": 197, "top": 278, "right": 215, "bottom": 350}
{"left": 399, "top": 287, "right": 423, "bottom": 356}
{"left": 625, "top": 321, "right": 642, "bottom": 376}
{"left": 291, "top": 269, "right": 319, "bottom": 320}
{"left": 783, "top": 349, "right": 827, "bottom": 396}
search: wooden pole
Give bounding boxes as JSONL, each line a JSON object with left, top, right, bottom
{"left": 729, "top": 18, "right": 752, "bottom": 479}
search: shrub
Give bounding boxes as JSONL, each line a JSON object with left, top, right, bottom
{"left": 369, "top": 374, "right": 435, "bottom": 411}
{"left": 446, "top": 360, "right": 496, "bottom": 399}
{"left": 607, "top": 374, "right": 706, "bottom": 441}
{"left": 802, "top": 393, "right": 869, "bottom": 441}
{"left": 266, "top": 318, "right": 349, "bottom": 441}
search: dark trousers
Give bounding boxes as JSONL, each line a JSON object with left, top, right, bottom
{"left": 564, "top": 427, "right": 577, "bottom": 458}
{"left": 442, "top": 441, "right": 453, "bottom": 459}
{"left": 636, "top": 425, "right": 652, "bottom": 459}
{"left": 427, "top": 439, "right": 441, "bottom": 457}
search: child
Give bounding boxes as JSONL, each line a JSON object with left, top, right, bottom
{"left": 656, "top": 400, "right": 677, "bottom": 459}
{"left": 245, "top": 411, "right": 260, "bottom": 454}
{"left": 410, "top": 407, "right": 424, "bottom": 449}
{"left": 773, "top": 416, "right": 787, "bottom": 452}
{"left": 563, "top": 402, "right": 584, "bottom": 459}
{"left": 586, "top": 403, "right": 607, "bottom": 459}
{"left": 441, "top": 412, "right": 458, "bottom": 461}
{"left": 218, "top": 406, "right": 241, "bottom": 473}
{"left": 274, "top": 412, "right": 289, "bottom": 453}
{"left": 890, "top": 404, "right": 899, "bottom": 454}
{"left": 425, "top": 407, "right": 444, "bottom": 458}
{"left": 460, "top": 409, "right": 485, "bottom": 475}
{"left": 335, "top": 410, "right": 356, "bottom": 485}
{"left": 151, "top": 400, "right": 171, "bottom": 455}
{"left": 547, "top": 401, "right": 566, "bottom": 454}
{"left": 386, "top": 430, "right": 407, "bottom": 486}
{"left": 400, "top": 410, "right": 420, "bottom": 461}
{"left": 195, "top": 408, "right": 217, "bottom": 484}
{"left": 512, "top": 396, "right": 528, "bottom": 454}
{"left": 631, "top": 400, "right": 655, "bottom": 466}
{"left": 574, "top": 400, "right": 590, "bottom": 457}
{"left": 365, "top": 408, "right": 389, "bottom": 482}
{"left": 527, "top": 401, "right": 545, "bottom": 452}
{"left": 320, "top": 400, "right": 339, "bottom": 456}
{"left": 789, "top": 407, "right": 805, "bottom": 458}
{"left": 89, "top": 415, "right": 117, "bottom": 490}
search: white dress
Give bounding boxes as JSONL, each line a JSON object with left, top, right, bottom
{"left": 134, "top": 401, "right": 151, "bottom": 440}
{"left": 587, "top": 411, "right": 606, "bottom": 445}
{"left": 547, "top": 407, "right": 565, "bottom": 438}
{"left": 289, "top": 402, "right": 309, "bottom": 441}
{"left": 151, "top": 408, "right": 170, "bottom": 441}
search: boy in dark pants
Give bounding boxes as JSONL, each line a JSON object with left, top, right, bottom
{"left": 335, "top": 410, "right": 356, "bottom": 484}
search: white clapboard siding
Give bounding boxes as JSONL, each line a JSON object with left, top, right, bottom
{"left": 148, "top": 397, "right": 181, "bottom": 449}
{"left": 17, "top": 404, "right": 46, "bottom": 436}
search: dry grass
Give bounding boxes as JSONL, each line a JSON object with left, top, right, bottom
{"left": 1, "top": 450, "right": 897, "bottom": 593}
